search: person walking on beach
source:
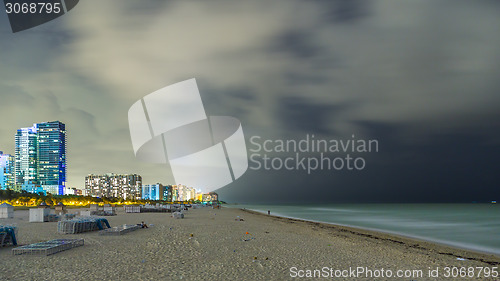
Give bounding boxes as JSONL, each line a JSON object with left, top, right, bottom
{"left": 268, "top": 210, "right": 270, "bottom": 215}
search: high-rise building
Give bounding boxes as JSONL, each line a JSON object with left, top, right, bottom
{"left": 37, "top": 121, "right": 66, "bottom": 195}
{"left": 64, "top": 187, "right": 81, "bottom": 196}
{"left": 85, "top": 173, "right": 142, "bottom": 200}
{"left": 14, "top": 121, "right": 67, "bottom": 195}
{"left": 163, "top": 185, "right": 172, "bottom": 202}
{"left": 170, "top": 185, "right": 179, "bottom": 202}
{"left": 0, "top": 151, "right": 15, "bottom": 190}
{"left": 142, "top": 183, "right": 165, "bottom": 200}
{"left": 187, "top": 187, "right": 196, "bottom": 201}
{"left": 15, "top": 125, "right": 38, "bottom": 191}
{"left": 195, "top": 192, "right": 203, "bottom": 202}
{"left": 202, "top": 192, "right": 219, "bottom": 202}
{"left": 174, "top": 184, "right": 197, "bottom": 201}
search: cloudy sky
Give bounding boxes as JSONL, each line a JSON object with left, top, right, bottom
{"left": 0, "top": 0, "right": 499, "bottom": 203}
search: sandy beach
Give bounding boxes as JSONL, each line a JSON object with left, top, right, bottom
{"left": 1, "top": 206, "right": 499, "bottom": 281}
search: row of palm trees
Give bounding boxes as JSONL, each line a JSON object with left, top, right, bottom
{"left": 0, "top": 189, "right": 149, "bottom": 207}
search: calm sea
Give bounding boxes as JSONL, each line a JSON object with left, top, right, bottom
{"left": 230, "top": 204, "right": 500, "bottom": 255}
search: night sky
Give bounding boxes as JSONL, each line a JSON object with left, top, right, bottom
{"left": 0, "top": 0, "right": 499, "bottom": 203}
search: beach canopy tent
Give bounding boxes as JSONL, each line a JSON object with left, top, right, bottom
{"left": 0, "top": 203, "right": 14, "bottom": 219}
{"left": 0, "top": 225, "right": 17, "bottom": 246}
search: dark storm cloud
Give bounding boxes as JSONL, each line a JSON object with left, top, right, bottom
{"left": 276, "top": 96, "right": 350, "bottom": 136}
{"left": 221, "top": 123, "right": 500, "bottom": 204}
{"left": 313, "top": 0, "right": 370, "bottom": 23}
{"left": 199, "top": 83, "right": 260, "bottom": 128}
{"left": 273, "top": 31, "right": 321, "bottom": 59}
{"left": 219, "top": 1, "right": 500, "bottom": 203}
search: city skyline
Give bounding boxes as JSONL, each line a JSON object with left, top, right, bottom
{"left": 0, "top": 121, "right": 67, "bottom": 195}
{"left": 0, "top": 120, "right": 168, "bottom": 193}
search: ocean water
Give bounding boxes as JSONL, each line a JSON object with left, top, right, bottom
{"left": 231, "top": 204, "right": 500, "bottom": 255}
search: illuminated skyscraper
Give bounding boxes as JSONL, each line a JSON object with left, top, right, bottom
{"left": 0, "top": 151, "right": 15, "bottom": 190}
{"left": 37, "top": 121, "right": 66, "bottom": 195}
{"left": 85, "top": 173, "right": 142, "bottom": 200}
{"left": 14, "top": 121, "right": 67, "bottom": 195}
{"left": 163, "top": 185, "right": 172, "bottom": 202}
{"left": 202, "top": 192, "right": 219, "bottom": 202}
{"left": 176, "top": 184, "right": 197, "bottom": 201}
{"left": 142, "top": 183, "right": 165, "bottom": 200}
{"left": 170, "top": 185, "right": 179, "bottom": 202}
{"left": 15, "top": 125, "right": 38, "bottom": 190}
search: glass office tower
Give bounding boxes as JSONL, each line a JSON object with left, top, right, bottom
{"left": 0, "top": 152, "right": 15, "bottom": 190}
{"left": 15, "top": 125, "right": 38, "bottom": 191}
{"left": 37, "top": 121, "right": 66, "bottom": 195}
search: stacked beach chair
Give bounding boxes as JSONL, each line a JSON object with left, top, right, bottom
{"left": 140, "top": 204, "right": 170, "bottom": 213}
{"left": 57, "top": 217, "right": 111, "bottom": 234}
{"left": 81, "top": 204, "right": 116, "bottom": 216}
{"left": 0, "top": 225, "right": 17, "bottom": 247}
{"left": 99, "top": 224, "right": 140, "bottom": 235}
{"left": 12, "top": 239, "right": 84, "bottom": 256}
{"left": 124, "top": 205, "right": 141, "bottom": 213}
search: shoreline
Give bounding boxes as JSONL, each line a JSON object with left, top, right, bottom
{"left": 240, "top": 208, "right": 500, "bottom": 266}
